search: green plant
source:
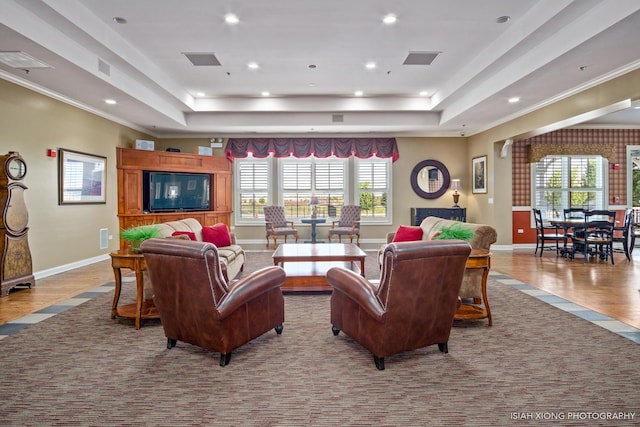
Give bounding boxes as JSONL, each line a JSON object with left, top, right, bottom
{"left": 120, "top": 225, "right": 162, "bottom": 251}
{"left": 433, "top": 223, "right": 475, "bottom": 242}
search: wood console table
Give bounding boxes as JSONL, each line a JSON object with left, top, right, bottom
{"left": 454, "top": 249, "right": 492, "bottom": 326}
{"left": 110, "top": 250, "right": 159, "bottom": 329}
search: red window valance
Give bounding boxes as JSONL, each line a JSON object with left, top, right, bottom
{"left": 225, "top": 138, "right": 399, "bottom": 162}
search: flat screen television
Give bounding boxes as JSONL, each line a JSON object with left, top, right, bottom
{"left": 143, "top": 171, "right": 211, "bottom": 212}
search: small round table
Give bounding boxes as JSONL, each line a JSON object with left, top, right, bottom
{"left": 454, "top": 249, "right": 492, "bottom": 326}
{"left": 301, "top": 218, "right": 326, "bottom": 243}
{"left": 110, "top": 249, "right": 159, "bottom": 329}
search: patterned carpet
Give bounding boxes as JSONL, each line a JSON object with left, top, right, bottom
{"left": 0, "top": 250, "right": 638, "bottom": 426}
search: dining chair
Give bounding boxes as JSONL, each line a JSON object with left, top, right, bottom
{"left": 570, "top": 210, "right": 616, "bottom": 264}
{"left": 562, "top": 208, "right": 586, "bottom": 255}
{"left": 613, "top": 208, "right": 634, "bottom": 261}
{"left": 533, "top": 209, "right": 564, "bottom": 256}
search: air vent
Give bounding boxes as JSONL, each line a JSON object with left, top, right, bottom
{"left": 0, "top": 51, "right": 52, "bottom": 69}
{"left": 183, "top": 52, "right": 221, "bottom": 66}
{"left": 332, "top": 114, "right": 344, "bottom": 123}
{"left": 403, "top": 51, "right": 440, "bottom": 66}
{"left": 98, "top": 58, "right": 110, "bottom": 76}
{"left": 99, "top": 228, "right": 109, "bottom": 250}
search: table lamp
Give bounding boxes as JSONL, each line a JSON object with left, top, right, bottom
{"left": 450, "top": 179, "right": 461, "bottom": 208}
{"left": 309, "top": 196, "right": 320, "bottom": 219}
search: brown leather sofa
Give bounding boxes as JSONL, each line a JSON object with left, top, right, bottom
{"left": 140, "top": 238, "right": 286, "bottom": 367}
{"left": 327, "top": 240, "right": 471, "bottom": 370}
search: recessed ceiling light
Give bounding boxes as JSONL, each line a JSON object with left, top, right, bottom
{"left": 308, "top": 64, "right": 317, "bottom": 69}
{"left": 508, "top": 97, "right": 520, "bottom": 103}
{"left": 105, "top": 99, "right": 117, "bottom": 105}
{"left": 496, "top": 15, "right": 511, "bottom": 24}
{"left": 261, "top": 91, "right": 270, "bottom": 96}
{"left": 419, "top": 91, "right": 429, "bottom": 96}
{"left": 383, "top": 14, "right": 397, "bottom": 25}
{"left": 354, "top": 91, "right": 363, "bottom": 97}
{"left": 196, "top": 92, "right": 205, "bottom": 97}
{"left": 113, "top": 17, "right": 127, "bottom": 24}
{"left": 365, "top": 62, "right": 377, "bottom": 69}
{"left": 248, "top": 62, "right": 259, "bottom": 69}
{"left": 225, "top": 14, "right": 239, "bottom": 24}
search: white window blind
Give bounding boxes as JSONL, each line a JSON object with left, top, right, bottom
{"left": 237, "top": 158, "right": 270, "bottom": 220}
{"left": 532, "top": 155, "right": 605, "bottom": 220}
{"left": 357, "top": 157, "right": 390, "bottom": 220}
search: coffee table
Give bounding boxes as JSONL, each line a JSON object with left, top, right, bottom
{"left": 272, "top": 243, "right": 367, "bottom": 292}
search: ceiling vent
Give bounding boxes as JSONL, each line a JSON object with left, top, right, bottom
{"left": 183, "top": 52, "right": 221, "bottom": 66}
{"left": 402, "top": 51, "right": 440, "bottom": 66}
{"left": 332, "top": 114, "right": 344, "bottom": 123}
{"left": 0, "top": 51, "right": 52, "bottom": 69}
{"left": 98, "top": 58, "right": 110, "bottom": 76}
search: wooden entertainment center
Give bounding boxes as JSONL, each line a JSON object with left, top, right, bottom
{"left": 116, "top": 147, "right": 232, "bottom": 249}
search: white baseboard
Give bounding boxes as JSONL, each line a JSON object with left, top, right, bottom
{"left": 34, "top": 254, "right": 111, "bottom": 280}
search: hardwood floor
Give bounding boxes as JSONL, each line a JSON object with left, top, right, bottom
{"left": 1, "top": 246, "right": 639, "bottom": 329}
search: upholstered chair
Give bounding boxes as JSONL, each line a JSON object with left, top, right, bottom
{"left": 327, "top": 240, "right": 471, "bottom": 370}
{"left": 327, "top": 205, "right": 361, "bottom": 245}
{"left": 140, "top": 238, "right": 286, "bottom": 367}
{"left": 264, "top": 206, "right": 299, "bottom": 247}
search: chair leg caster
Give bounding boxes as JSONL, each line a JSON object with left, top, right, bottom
{"left": 167, "top": 338, "right": 177, "bottom": 349}
{"left": 438, "top": 342, "right": 448, "bottom": 353}
{"left": 220, "top": 352, "right": 232, "bottom": 367}
{"left": 374, "top": 356, "right": 385, "bottom": 370}
{"left": 275, "top": 323, "right": 284, "bottom": 335}
{"left": 331, "top": 325, "right": 340, "bottom": 336}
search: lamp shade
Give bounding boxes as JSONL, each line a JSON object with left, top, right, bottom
{"left": 309, "top": 196, "right": 320, "bottom": 205}
{"left": 450, "top": 179, "right": 461, "bottom": 191}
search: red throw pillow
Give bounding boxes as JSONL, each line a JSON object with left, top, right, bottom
{"left": 202, "top": 223, "right": 232, "bottom": 247}
{"left": 392, "top": 225, "right": 423, "bottom": 242}
{"left": 171, "top": 231, "right": 196, "bottom": 241}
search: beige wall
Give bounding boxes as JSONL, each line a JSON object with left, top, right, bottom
{"left": 0, "top": 79, "right": 150, "bottom": 274}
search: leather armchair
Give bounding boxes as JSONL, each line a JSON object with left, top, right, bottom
{"left": 140, "top": 238, "right": 286, "bottom": 367}
{"left": 327, "top": 240, "right": 471, "bottom": 370}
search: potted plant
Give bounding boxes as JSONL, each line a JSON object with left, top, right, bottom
{"left": 120, "top": 225, "right": 162, "bottom": 252}
{"left": 433, "top": 223, "right": 475, "bottom": 242}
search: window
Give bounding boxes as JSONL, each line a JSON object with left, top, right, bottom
{"left": 236, "top": 156, "right": 271, "bottom": 221}
{"left": 356, "top": 157, "right": 391, "bottom": 223}
{"left": 532, "top": 155, "right": 607, "bottom": 220}
{"left": 280, "top": 157, "right": 346, "bottom": 219}
{"left": 234, "top": 155, "right": 392, "bottom": 224}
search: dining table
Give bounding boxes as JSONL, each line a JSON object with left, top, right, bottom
{"left": 549, "top": 218, "right": 587, "bottom": 258}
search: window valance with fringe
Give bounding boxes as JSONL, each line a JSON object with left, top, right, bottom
{"left": 225, "top": 138, "right": 399, "bottom": 162}
{"left": 527, "top": 142, "right": 616, "bottom": 163}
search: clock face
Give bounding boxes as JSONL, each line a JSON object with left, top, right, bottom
{"left": 7, "top": 157, "right": 26, "bottom": 180}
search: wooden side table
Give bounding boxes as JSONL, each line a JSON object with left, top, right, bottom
{"left": 110, "top": 250, "right": 159, "bottom": 329}
{"left": 454, "top": 249, "right": 492, "bottom": 326}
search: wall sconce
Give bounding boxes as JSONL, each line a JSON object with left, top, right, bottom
{"left": 450, "top": 179, "right": 461, "bottom": 207}
{"left": 309, "top": 196, "right": 320, "bottom": 219}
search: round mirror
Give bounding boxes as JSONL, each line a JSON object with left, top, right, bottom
{"left": 410, "top": 159, "right": 451, "bottom": 199}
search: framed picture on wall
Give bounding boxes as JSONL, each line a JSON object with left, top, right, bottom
{"left": 58, "top": 148, "right": 107, "bottom": 205}
{"left": 472, "top": 155, "right": 487, "bottom": 194}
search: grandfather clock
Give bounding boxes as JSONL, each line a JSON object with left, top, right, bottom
{"left": 0, "top": 151, "right": 35, "bottom": 297}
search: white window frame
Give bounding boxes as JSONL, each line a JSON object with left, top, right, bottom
{"left": 234, "top": 155, "right": 273, "bottom": 225}
{"left": 233, "top": 155, "right": 393, "bottom": 225}
{"left": 355, "top": 157, "right": 392, "bottom": 224}
{"left": 530, "top": 155, "right": 608, "bottom": 225}
{"left": 279, "top": 156, "right": 348, "bottom": 220}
